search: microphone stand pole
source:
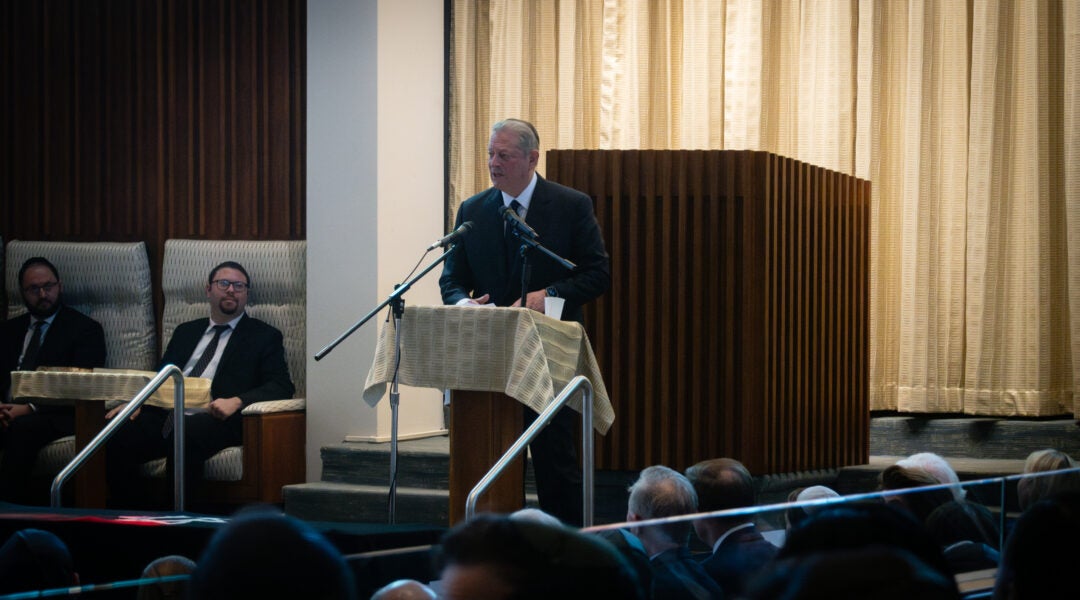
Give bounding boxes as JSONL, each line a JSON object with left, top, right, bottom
{"left": 511, "top": 231, "right": 577, "bottom": 306}
{"left": 314, "top": 244, "right": 460, "bottom": 524}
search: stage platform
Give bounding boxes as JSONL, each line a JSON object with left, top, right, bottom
{"left": 284, "top": 414, "right": 1080, "bottom": 526}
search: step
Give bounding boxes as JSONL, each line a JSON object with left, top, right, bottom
{"left": 284, "top": 482, "right": 450, "bottom": 526}
{"left": 869, "top": 416, "right": 1080, "bottom": 459}
{"left": 321, "top": 437, "right": 450, "bottom": 489}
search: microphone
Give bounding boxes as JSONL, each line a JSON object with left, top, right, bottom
{"left": 427, "top": 221, "right": 474, "bottom": 251}
{"left": 501, "top": 205, "right": 538, "bottom": 239}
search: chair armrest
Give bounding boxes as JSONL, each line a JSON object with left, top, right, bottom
{"left": 241, "top": 398, "right": 306, "bottom": 415}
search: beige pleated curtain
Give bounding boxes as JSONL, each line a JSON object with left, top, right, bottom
{"left": 449, "top": 0, "right": 1080, "bottom": 417}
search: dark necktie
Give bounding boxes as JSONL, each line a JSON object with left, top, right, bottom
{"left": 19, "top": 321, "right": 46, "bottom": 371}
{"left": 189, "top": 324, "right": 231, "bottom": 378}
{"left": 505, "top": 199, "right": 524, "bottom": 271}
{"left": 163, "top": 324, "right": 230, "bottom": 437}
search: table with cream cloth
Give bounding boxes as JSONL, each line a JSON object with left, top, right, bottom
{"left": 362, "top": 305, "right": 614, "bottom": 434}
{"left": 10, "top": 368, "right": 211, "bottom": 507}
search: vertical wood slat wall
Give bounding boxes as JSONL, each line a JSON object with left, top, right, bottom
{"left": 547, "top": 150, "right": 870, "bottom": 475}
{"left": 0, "top": 0, "right": 305, "bottom": 331}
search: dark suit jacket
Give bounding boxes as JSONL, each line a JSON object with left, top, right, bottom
{"left": 439, "top": 175, "right": 611, "bottom": 323}
{"left": 1, "top": 305, "right": 107, "bottom": 397}
{"left": 652, "top": 546, "right": 725, "bottom": 600}
{"left": 700, "top": 524, "right": 778, "bottom": 597}
{"left": 161, "top": 314, "right": 294, "bottom": 407}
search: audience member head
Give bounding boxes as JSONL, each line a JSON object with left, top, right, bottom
{"left": 18, "top": 257, "right": 64, "bottom": 318}
{"left": 435, "top": 513, "right": 644, "bottom": 599}
{"left": 785, "top": 485, "right": 842, "bottom": 530}
{"left": 879, "top": 464, "right": 955, "bottom": 524}
{"left": 925, "top": 500, "right": 1001, "bottom": 573}
{"left": 625, "top": 465, "right": 698, "bottom": 552}
{"left": 746, "top": 546, "right": 960, "bottom": 599}
{"left": 685, "top": 457, "right": 757, "bottom": 545}
{"left": 993, "top": 491, "right": 1080, "bottom": 599}
{"left": 1017, "top": 448, "right": 1080, "bottom": 511}
{"left": 370, "top": 579, "right": 437, "bottom": 600}
{"left": 0, "top": 528, "right": 79, "bottom": 595}
{"left": 136, "top": 554, "right": 196, "bottom": 600}
{"left": 896, "top": 452, "right": 965, "bottom": 501}
{"left": 188, "top": 507, "right": 356, "bottom": 599}
{"left": 509, "top": 507, "right": 563, "bottom": 527}
{"left": 776, "top": 501, "right": 955, "bottom": 588}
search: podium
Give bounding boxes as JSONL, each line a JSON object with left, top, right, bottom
{"left": 11, "top": 369, "right": 211, "bottom": 507}
{"left": 363, "top": 306, "right": 614, "bottom": 524}
{"left": 548, "top": 150, "right": 871, "bottom": 475}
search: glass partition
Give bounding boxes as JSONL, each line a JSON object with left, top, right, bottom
{"left": 2, "top": 467, "right": 1079, "bottom": 599}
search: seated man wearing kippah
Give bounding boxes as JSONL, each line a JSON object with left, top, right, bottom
{"left": 0, "top": 257, "right": 106, "bottom": 504}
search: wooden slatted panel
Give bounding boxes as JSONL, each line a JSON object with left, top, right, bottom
{"left": 548, "top": 150, "right": 869, "bottom": 475}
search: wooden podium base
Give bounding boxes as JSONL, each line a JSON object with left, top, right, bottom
{"left": 73, "top": 400, "right": 107, "bottom": 508}
{"left": 448, "top": 390, "right": 524, "bottom": 525}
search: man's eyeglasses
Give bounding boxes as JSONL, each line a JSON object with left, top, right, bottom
{"left": 212, "top": 279, "right": 249, "bottom": 292}
{"left": 23, "top": 281, "right": 59, "bottom": 295}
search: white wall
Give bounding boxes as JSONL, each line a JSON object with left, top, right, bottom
{"left": 306, "top": 0, "right": 446, "bottom": 481}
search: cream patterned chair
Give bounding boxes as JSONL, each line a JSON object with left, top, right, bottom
{"left": 143, "top": 239, "right": 306, "bottom": 505}
{"left": 3, "top": 240, "right": 157, "bottom": 478}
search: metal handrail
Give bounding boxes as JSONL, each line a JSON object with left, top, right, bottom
{"left": 50, "top": 364, "right": 187, "bottom": 510}
{"left": 465, "top": 375, "right": 595, "bottom": 525}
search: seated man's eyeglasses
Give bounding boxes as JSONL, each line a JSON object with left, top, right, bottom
{"left": 23, "top": 281, "right": 59, "bottom": 295}
{"left": 212, "top": 279, "right": 249, "bottom": 292}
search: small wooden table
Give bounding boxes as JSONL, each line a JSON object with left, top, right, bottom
{"left": 11, "top": 368, "right": 211, "bottom": 507}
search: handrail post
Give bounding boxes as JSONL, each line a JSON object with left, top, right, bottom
{"left": 50, "top": 365, "right": 186, "bottom": 510}
{"left": 580, "top": 378, "right": 594, "bottom": 527}
{"left": 466, "top": 375, "right": 595, "bottom": 526}
{"left": 172, "top": 366, "right": 185, "bottom": 511}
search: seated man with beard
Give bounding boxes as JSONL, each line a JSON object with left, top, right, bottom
{"left": 0, "top": 257, "right": 106, "bottom": 503}
{"left": 105, "top": 261, "right": 294, "bottom": 507}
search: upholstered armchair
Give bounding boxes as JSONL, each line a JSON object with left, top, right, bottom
{"left": 3, "top": 240, "right": 157, "bottom": 478}
{"left": 144, "top": 239, "right": 307, "bottom": 504}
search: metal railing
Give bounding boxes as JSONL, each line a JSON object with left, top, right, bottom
{"left": 465, "top": 375, "right": 595, "bottom": 525}
{"left": 50, "top": 364, "right": 187, "bottom": 510}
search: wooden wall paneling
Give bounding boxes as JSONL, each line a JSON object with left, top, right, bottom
{"left": 1, "top": 0, "right": 305, "bottom": 331}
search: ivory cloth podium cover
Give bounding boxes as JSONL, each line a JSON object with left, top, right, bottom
{"left": 10, "top": 368, "right": 211, "bottom": 507}
{"left": 363, "top": 305, "right": 613, "bottom": 522}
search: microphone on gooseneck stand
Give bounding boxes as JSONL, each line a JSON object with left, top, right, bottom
{"left": 501, "top": 205, "right": 538, "bottom": 239}
{"left": 426, "top": 221, "right": 475, "bottom": 251}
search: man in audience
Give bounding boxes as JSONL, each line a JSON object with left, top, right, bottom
{"left": 0, "top": 528, "right": 80, "bottom": 595}
{"left": 188, "top": 507, "right": 355, "bottom": 599}
{"left": 993, "top": 490, "right": 1080, "bottom": 599}
{"left": 684, "top": 457, "right": 777, "bottom": 597}
{"left": 1016, "top": 448, "right": 1080, "bottom": 510}
{"left": 752, "top": 503, "right": 960, "bottom": 598}
{"left": 896, "top": 452, "right": 966, "bottom": 501}
{"left": 626, "top": 465, "right": 723, "bottom": 599}
{"left": 105, "top": 261, "right": 294, "bottom": 506}
{"left": 370, "top": 579, "right": 437, "bottom": 600}
{"left": 435, "top": 513, "right": 644, "bottom": 599}
{"left": 0, "top": 257, "right": 107, "bottom": 502}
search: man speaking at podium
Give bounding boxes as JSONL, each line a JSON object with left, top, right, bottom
{"left": 439, "top": 118, "right": 610, "bottom": 525}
